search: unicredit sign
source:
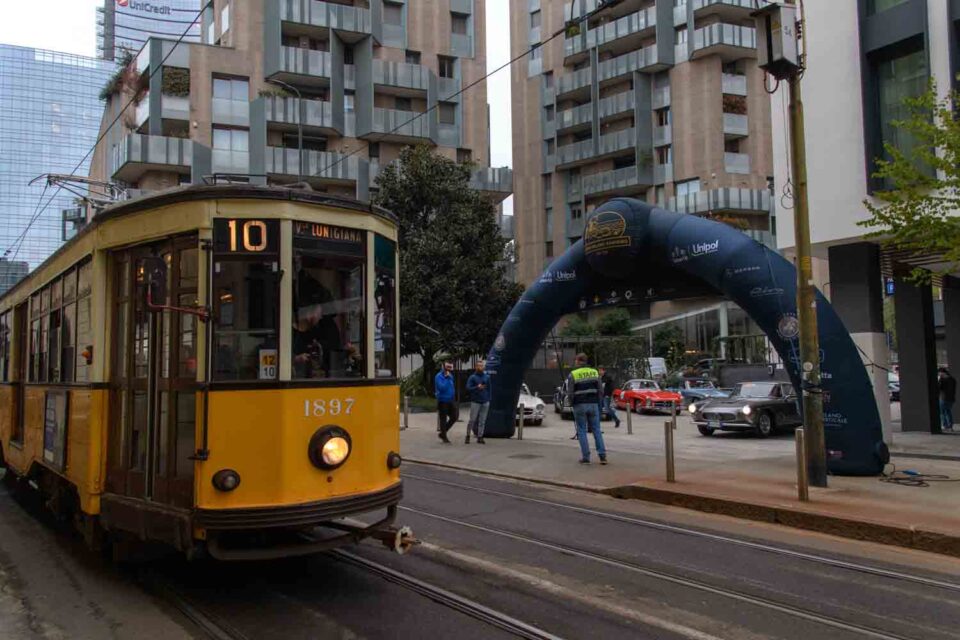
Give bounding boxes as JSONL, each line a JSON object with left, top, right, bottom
{"left": 117, "top": 0, "right": 173, "bottom": 16}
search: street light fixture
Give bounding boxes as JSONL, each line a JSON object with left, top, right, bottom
{"left": 266, "top": 78, "right": 304, "bottom": 183}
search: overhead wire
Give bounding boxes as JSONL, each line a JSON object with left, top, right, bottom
{"left": 4, "top": 1, "right": 212, "bottom": 263}
{"left": 307, "top": 0, "right": 620, "bottom": 181}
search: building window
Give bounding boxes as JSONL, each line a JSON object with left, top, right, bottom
{"left": 543, "top": 71, "right": 554, "bottom": 88}
{"left": 655, "top": 186, "right": 665, "bottom": 206}
{"left": 345, "top": 90, "right": 355, "bottom": 113}
{"left": 439, "top": 102, "right": 457, "bottom": 125}
{"left": 545, "top": 207, "right": 553, "bottom": 236}
{"left": 722, "top": 94, "right": 747, "bottom": 115}
{"left": 451, "top": 12, "right": 469, "bottom": 35}
{"left": 543, "top": 175, "right": 552, "bottom": 202}
{"left": 545, "top": 241, "right": 554, "bottom": 258}
{"left": 875, "top": 47, "right": 929, "bottom": 175}
{"left": 545, "top": 139, "right": 555, "bottom": 155}
{"left": 724, "top": 139, "right": 741, "bottom": 153}
{"left": 369, "top": 142, "right": 380, "bottom": 159}
{"left": 655, "top": 107, "right": 671, "bottom": 127}
{"left": 457, "top": 148, "right": 472, "bottom": 163}
{"left": 545, "top": 105, "right": 555, "bottom": 122}
{"left": 213, "top": 126, "right": 249, "bottom": 152}
{"left": 867, "top": 0, "right": 908, "bottom": 15}
{"left": 438, "top": 55, "right": 456, "bottom": 79}
{"left": 656, "top": 145, "right": 672, "bottom": 164}
{"left": 395, "top": 96, "right": 412, "bottom": 111}
{"left": 343, "top": 45, "right": 354, "bottom": 65}
{"left": 530, "top": 10, "right": 541, "bottom": 29}
{"left": 676, "top": 178, "right": 700, "bottom": 198}
{"left": 675, "top": 27, "right": 687, "bottom": 44}
{"left": 570, "top": 205, "right": 583, "bottom": 220}
{"left": 213, "top": 76, "right": 248, "bottom": 102}
{"left": 284, "top": 134, "right": 327, "bottom": 152}
{"left": 405, "top": 50, "right": 421, "bottom": 64}
{"left": 220, "top": 3, "right": 230, "bottom": 37}
{"left": 531, "top": 45, "right": 542, "bottom": 61}
{"left": 384, "top": 1, "right": 403, "bottom": 25}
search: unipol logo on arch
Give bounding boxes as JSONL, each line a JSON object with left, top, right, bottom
{"left": 117, "top": 0, "right": 129, "bottom": 5}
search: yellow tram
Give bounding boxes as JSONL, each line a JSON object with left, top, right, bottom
{"left": 0, "top": 185, "right": 409, "bottom": 560}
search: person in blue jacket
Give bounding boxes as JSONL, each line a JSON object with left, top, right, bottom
{"left": 435, "top": 361, "right": 457, "bottom": 443}
{"left": 465, "top": 360, "right": 491, "bottom": 444}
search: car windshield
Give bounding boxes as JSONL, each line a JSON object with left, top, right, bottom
{"left": 521, "top": 384, "right": 531, "bottom": 395}
{"left": 687, "top": 380, "right": 715, "bottom": 389}
{"left": 734, "top": 382, "right": 778, "bottom": 398}
{"left": 627, "top": 380, "right": 660, "bottom": 391}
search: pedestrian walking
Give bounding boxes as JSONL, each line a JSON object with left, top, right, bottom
{"left": 939, "top": 367, "right": 956, "bottom": 432}
{"left": 435, "top": 361, "right": 457, "bottom": 443}
{"left": 567, "top": 353, "right": 607, "bottom": 464}
{"left": 465, "top": 360, "right": 491, "bottom": 444}
{"left": 599, "top": 366, "right": 622, "bottom": 428}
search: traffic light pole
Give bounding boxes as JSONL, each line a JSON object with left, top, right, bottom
{"left": 787, "top": 71, "right": 827, "bottom": 488}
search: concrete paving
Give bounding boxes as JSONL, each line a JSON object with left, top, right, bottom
{"left": 401, "top": 407, "right": 960, "bottom": 553}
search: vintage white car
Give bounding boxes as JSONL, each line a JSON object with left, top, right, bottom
{"left": 517, "top": 384, "right": 546, "bottom": 425}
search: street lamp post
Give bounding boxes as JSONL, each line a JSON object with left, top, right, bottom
{"left": 267, "top": 78, "right": 304, "bottom": 183}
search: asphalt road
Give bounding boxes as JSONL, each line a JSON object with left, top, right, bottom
{"left": 2, "top": 465, "right": 960, "bottom": 639}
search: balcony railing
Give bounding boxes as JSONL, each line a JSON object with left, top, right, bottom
{"left": 374, "top": 60, "right": 431, "bottom": 92}
{"left": 373, "top": 107, "right": 432, "bottom": 140}
{"left": 557, "top": 138, "right": 594, "bottom": 166}
{"left": 582, "top": 165, "right": 650, "bottom": 196}
{"left": 264, "top": 96, "right": 334, "bottom": 130}
{"left": 564, "top": 7, "right": 656, "bottom": 58}
{"left": 669, "top": 187, "right": 771, "bottom": 215}
{"left": 265, "top": 147, "right": 362, "bottom": 181}
{"left": 598, "top": 45, "right": 658, "bottom": 82}
{"left": 654, "top": 125, "right": 672, "bottom": 147}
{"left": 598, "top": 127, "right": 636, "bottom": 155}
{"left": 723, "top": 113, "right": 748, "bottom": 137}
{"left": 693, "top": 0, "right": 755, "bottom": 13}
{"left": 212, "top": 149, "right": 250, "bottom": 175}
{"left": 722, "top": 73, "right": 747, "bottom": 96}
{"left": 557, "top": 102, "right": 592, "bottom": 131}
{"left": 556, "top": 66, "right": 593, "bottom": 97}
{"left": 469, "top": 166, "right": 513, "bottom": 198}
{"left": 693, "top": 24, "right": 756, "bottom": 56}
{"left": 652, "top": 86, "right": 671, "bottom": 109}
{"left": 279, "top": 1, "right": 372, "bottom": 34}
{"left": 280, "top": 46, "right": 331, "bottom": 79}
{"left": 111, "top": 133, "right": 192, "bottom": 181}
{"left": 598, "top": 91, "right": 635, "bottom": 120}
{"left": 724, "top": 152, "right": 750, "bottom": 174}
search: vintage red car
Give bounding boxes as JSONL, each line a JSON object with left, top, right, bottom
{"left": 614, "top": 379, "right": 683, "bottom": 414}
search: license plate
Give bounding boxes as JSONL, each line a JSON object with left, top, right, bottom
{"left": 709, "top": 419, "right": 721, "bottom": 429}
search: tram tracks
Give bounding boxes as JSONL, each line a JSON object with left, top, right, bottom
{"left": 403, "top": 469, "right": 960, "bottom": 594}
{"left": 401, "top": 504, "right": 920, "bottom": 640}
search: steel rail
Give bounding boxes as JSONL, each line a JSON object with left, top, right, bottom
{"left": 403, "top": 469, "right": 960, "bottom": 593}
{"left": 137, "top": 570, "right": 250, "bottom": 640}
{"left": 402, "top": 505, "right": 922, "bottom": 640}
{"left": 331, "top": 550, "right": 564, "bottom": 640}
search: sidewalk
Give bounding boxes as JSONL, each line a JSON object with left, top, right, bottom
{"left": 401, "top": 411, "right": 960, "bottom": 556}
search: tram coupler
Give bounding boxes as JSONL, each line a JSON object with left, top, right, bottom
{"left": 371, "top": 525, "right": 418, "bottom": 555}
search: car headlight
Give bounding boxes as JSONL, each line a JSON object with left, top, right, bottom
{"left": 536, "top": 403, "right": 544, "bottom": 411}
{"left": 742, "top": 405, "right": 752, "bottom": 416}
{"left": 308, "top": 426, "right": 353, "bottom": 470}
{"left": 688, "top": 403, "right": 697, "bottom": 413}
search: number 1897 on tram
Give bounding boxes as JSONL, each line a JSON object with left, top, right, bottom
{"left": 0, "top": 186, "right": 412, "bottom": 560}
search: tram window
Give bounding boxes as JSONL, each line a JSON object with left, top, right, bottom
{"left": 374, "top": 235, "right": 397, "bottom": 378}
{"left": 75, "top": 296, "right": 92, "bottom": 383}
{"left": 0, "top": 312, "right": 9, "bottom": 382}
{"left": 47, "top": 308, "right": 61, "bottom": 382}
{"left": 175, "top": 392, "right": 196, "bottom": 478}
{"left": 61, "top": 303, "right": 75, "bottom": 383}
{"left": 293, "top": 236, "right": 366, "bottom": 380}
{"left": 213, "top": 260, "right": 279, "bottom": 380}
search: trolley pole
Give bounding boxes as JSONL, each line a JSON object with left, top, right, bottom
{"left": 787, "top": 50, "right": 827, "bottom": 489}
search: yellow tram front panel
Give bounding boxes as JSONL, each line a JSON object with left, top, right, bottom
{"left": 199, "top": 385, "right": 401, "bottom": 510}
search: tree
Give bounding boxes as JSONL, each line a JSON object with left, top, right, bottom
{"left": 595, "top": 308, "right": 633, "bottom": 336}
{"left": 559, "top": 315, "right": 594, "bottom": 338}
{"left": 372, "top": 145, "right": 522, "bottom": 390}
{"left": 653, "top": 325, "right": 686, "bottom": 372}
{"left": 860, "top": 80, "right": 960, "bottom": 281}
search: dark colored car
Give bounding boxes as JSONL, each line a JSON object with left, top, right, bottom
{"left": 688, "top": 381, "right": 801, "bottom": 437}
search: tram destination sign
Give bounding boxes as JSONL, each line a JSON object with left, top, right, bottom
{"left": 213, "top": 219, "right": 280, "bottom": 255}
{"left": 294, "top": 221, "right": 365, "bottom": 257}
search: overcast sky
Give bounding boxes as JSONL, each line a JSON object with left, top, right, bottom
{"left": 0, "top": 0, "right": 514, "bottom": 216}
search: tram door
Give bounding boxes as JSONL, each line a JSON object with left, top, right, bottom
{"left": 107, "top": 238, "right": 199, "bottom": 508}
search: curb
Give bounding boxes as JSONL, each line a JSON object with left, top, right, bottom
{"left": 405, "top": 458, "right": 960, "bottom": 559}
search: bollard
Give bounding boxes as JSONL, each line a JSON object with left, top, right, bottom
{"left": 795, "top": 428, "right": 810, "bottom": 502}
{"left": 671, "top": 400, "right": 677, "bottom": 430}
{"left": 402, "top": 396, "right": 410, "bottom": 431}
{"left": 664, "top": 421, "right": 676, "bottom": 483}
{"left": 517, "top": 403, "right": 525, "bottom": 440}
{"left": 626, "top": 401, "right": 633, "bottom": 435}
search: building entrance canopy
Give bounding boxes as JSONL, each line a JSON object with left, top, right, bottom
{"left": 485, "top": 198, "right": 888, "bottom": 476}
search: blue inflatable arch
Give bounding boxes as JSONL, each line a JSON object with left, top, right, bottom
{"left": 485, "top": 198, "right": 888, "bottom": 476}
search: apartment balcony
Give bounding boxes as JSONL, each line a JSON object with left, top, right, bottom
{"left": 669, "top": 187, "right": 771, "bottom": 216}
{"left": 374, "top": 60, "right": 431, "bottom": 94}
{"left": 556, "top": 67, "right": 593, "bottom": 100}
{"left": 278, "top": 1, "right": 372, "bottom": 36}
{"left": 673, "top": 4, "right": 687, "bottom": 26}
{"left": 369, "top": 107, "right": 434, "bottom": 143}
{"left": 556, "top": 138, "right": 594, "bottom": 168}
{"left": 263, "top": 96, "right": 337, "bottom": 135}
{"left": 568, "top": 216, "right": 585, "bottom": 239}
{"left": 111, "top": 134, "right": 192, "bottom": 184}
{"left": 652, "top": 86, "right": 671, "bottom": 109}
{"left": 438, "top": 123, "right": 460, "bottom": 147}
{"left": 598, "top": 45, "right": 660, "bottom": 84}
{"left": 134, "top": 38, "right": 190, "bottom": 75}
{"left": 556, "top": 102, "right": 592, "bottom": 134}
{"left": 724, "top": 152, "right": 750, "bottom": 174}
{"left": 598, "top": 91, "right": 635, "bottom": 121}
{"left": 564, "top": 6, "right": 656, "bottom": 62}
{"left": 654, "top": 163, "right": 673, "bottom": 184}
{"left": 469, "top": 166, "right": 513, "bottom": 204}
{"left": 582, "top": 165, "right": 652, "bottom": 197}
{"left": 438, "top": 76, "right": 461, "bottom": 100}
{"left": 556, "top": 127, "right": 636, "bottom": 169}
{"left": 567, "top": 176, "right": 582, "bottom": 201}
{"left": 692, "top": 0, "right": 755, "bottom": 21}
{"left": 598, "top": 127, "right": 636, "bottom": 155}
{"left": 723, "top": 113, "right": 748, "bottom": 138}
{"left": 264, "top": 147, "right": 363, "bottom": 183}
{"left": 213, "top": 98, "right": 249, "bottom": 128}
{"left": 276, "top": 46, "right": 332, "bottom": 86}
{"left": 692, "top": 24, "right": 757, "bottom": 61}
{"left": 212, "top": 150, "right": 250, "bottom": 175}
{"left": 721, "top": 73, "right": 748, "bottom": 96}
{"left": 653, "top": 124, "right": 671, "bottom": 147}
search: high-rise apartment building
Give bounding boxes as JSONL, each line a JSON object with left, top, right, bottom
{"left": 772, "top": 0, "right": 960, "bottom": 437}
{"left": 0, "top": 45, "right": 113, "bottom": 284}
{"left": 97, "top": 0, "right": 202, "bottom": 61}
{"left": 89, "top": 0, "right": 512, "bottom": 208}
{"left": 510, "top": 0, "right": 774, "bottom": 291}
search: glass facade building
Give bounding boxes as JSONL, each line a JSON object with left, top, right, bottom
{"left": 97, "top": 0, "right": 202, "bottom": 61}
{"left": 0, "top": 45, "right": 114, "bottom": 282}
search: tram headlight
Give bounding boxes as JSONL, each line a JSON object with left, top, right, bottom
{"left": 308, "top": 426, "right": 353, "bottom": 470}
{"left": 212, "top": 469, "right": 241, "bottom": 492}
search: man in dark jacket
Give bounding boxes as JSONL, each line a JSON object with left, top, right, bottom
{"left": 435, "top": 362, "right": 456, "bottom": 443}
{"left": 598, "top": 366, "right": 621, "bottom": 428}
{"left": 465, "top": 360, "right": 491, "bottom": 444}
{"left": 566, "top": 353, "right": 607, "bottom": 464}
{"left": 939, "top": 367, "right": 956, "bottom": 432}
